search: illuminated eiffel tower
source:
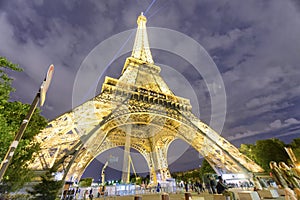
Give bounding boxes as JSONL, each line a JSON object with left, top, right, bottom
{"left": 30, "top": 13, "right": 263, "bottom": 183}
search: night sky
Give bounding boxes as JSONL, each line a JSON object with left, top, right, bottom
{"left": 1, "top": 0, "right": 300, "bottom": 181}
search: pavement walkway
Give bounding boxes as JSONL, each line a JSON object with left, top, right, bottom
{"left": 93, "top": 191, "right": 286, "bottom": 200}
{"left": 94, "top": 192, "right": 212, "bottom": 200}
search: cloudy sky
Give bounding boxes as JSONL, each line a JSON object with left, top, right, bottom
{"left": 1, "top": 0, "right": 300, "bottom": 180}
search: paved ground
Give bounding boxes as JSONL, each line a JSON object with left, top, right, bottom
{"left": 93, "top": 191, "right": 286, "bottom": 200}
{"left": 94, "top": 193, "right": 212, "bottom": 200}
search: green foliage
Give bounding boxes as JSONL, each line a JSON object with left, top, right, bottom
{"left": 0, "top": 99, "right": 48, "bottom": 192}
{"left": 142, "top": 175, "right": 150, "bottom": 185}
{"left": 0, "top": 57, "right": 21, "bottom": 104}
{"left": 191, "top": 170, "right": 201, "bottom": 179}
{"left": 199, "top": 159, "right": 215, "bottom": 179}
{"left": 239, "top": 143, "right": 256, "bottom": 160}
{"left": 28, "top": 172, "right": 63, "bottom": 200}
{"left": 130, "top": 174, "right": 142, "bottom": 185}
{"left": 290, "top": 138, "right": 300, "bottom": 161}
{"left": 239, "top": 138, "right": 292, "bottom": 171}
{"left": 79, "top": 177, "right": 93, "bottom": 187}
{"left": 0, "top": 193, "right": 31, "bottom": 200}
{"left": 0, "top": 57, "right": 48, "bottom": 192}
{"left": 171, "top": 160, "right": 214, "bottom": 183}
{"left": 252, "top": 139, "right": 289, "bottom": 171}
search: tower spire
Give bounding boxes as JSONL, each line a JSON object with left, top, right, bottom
{"left": 131, "top": 12, "right": 154, "bottom": 64}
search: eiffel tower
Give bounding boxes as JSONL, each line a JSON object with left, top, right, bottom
{"left": 30, "top": 13, "right": 263, "bottom": 183}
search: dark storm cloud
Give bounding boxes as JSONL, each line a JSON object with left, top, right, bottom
{"left": 0, "top": 0, "right": 139, "bottom": 119}
{"left": 186, "top": 0, "right": 300, "bottom": 142}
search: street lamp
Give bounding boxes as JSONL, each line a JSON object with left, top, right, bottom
{"left": 0, "top": 64, "right": 54, "bottom": 181}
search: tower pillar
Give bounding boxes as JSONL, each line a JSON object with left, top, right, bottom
{"left": 121, "top": 128, "right": 131, "bottom": 183}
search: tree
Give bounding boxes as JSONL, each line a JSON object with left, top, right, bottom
{"left": 290, "top": 138, "right": 300, "bottom": 162}
{"left": 239, "top": 143, "right": 256, "bottom": 161}
{"left": 239, "top": 138, "right": 290, "bottom": 171}
{"left": 79, "top": 177, "right": 93, "bottom": 187}
{"left": 28, "top": 171, "right": 62, "bottom": 200}
{"left": 199, "top": 159, "right": 215, "bottom": 180}
{"left": 0, "top": 57, "right": 21, "bottom": 103}
{"left": 130, "top": 174, "right": 142, "bottom": 185}
{"left": 252, "top": 139, "right": 289, "bottom": 171}
{"left": 0, "top": 57, "right": 48, "bottom": 192}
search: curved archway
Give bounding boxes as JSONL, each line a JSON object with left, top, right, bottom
{"left": 167, "top": 139, "right": 202, "bottom": 173}
{"left": 82, "top": 146, "right": 149, "bottom": 183}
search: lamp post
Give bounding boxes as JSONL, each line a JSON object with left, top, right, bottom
{"left": 0, "top": 64, "right": 54, "bottom": 181}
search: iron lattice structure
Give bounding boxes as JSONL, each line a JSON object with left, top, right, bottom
{"left": 30, "top": 13, "right": 263, "bottom": 183}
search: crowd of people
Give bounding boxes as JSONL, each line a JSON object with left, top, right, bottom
{"left": 177, "top": 176, "right": 237, "bottom": 200}
{"left": 61, "top": 162, "right": 300, "bottom": 200}
{"left": 178, "top": 176, "right": 252, "bottom": 194}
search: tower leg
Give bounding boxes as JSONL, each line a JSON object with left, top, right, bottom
{"left": 121, "top": 128, "right": 131, "bottom": 183}
{"left": 143, "top": 152, "right": 157, "bottom": 185}
{"left": 152, "top": 145, "right": 171, "bottom": 182}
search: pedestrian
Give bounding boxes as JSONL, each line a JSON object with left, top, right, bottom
{"left": 199, "top": 182, "right": 204, "bottom": 192}
{"left": 210, "top": 177, "right": 216, "bottom": 194}
{"left": 89, "top": 188, "right": 93, "bottom": 200}
{"left": 216, "top": 176, "right": 236, "bottom": 200}
{"left": 83, "top": 190, "right": 88, "bottom": 200}
{"left": 185, "top": 181, "right": 189, "bottom": 192}
{"left": 156, "top": 182, "right": 161, "bottom": 193}
{"left": 195, "top": 181, "right": 200, "bottom": 194}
